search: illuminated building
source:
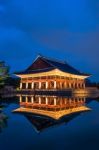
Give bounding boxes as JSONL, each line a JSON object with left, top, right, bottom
{"left": 15, "top": 55, "right": 90, "bottom": 91}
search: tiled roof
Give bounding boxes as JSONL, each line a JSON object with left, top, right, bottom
{"left": 15, "top": 67, "right": 55, "bottom": 75}
{"left": 15, "top": 55, "right": 90, "bottom": 76}
{"left": 39, "top": 56, "right": 90, "bottom": 76}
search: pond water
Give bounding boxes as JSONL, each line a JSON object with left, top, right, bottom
{"left": 0, "top": 95, "right": 99, "bottom": 150}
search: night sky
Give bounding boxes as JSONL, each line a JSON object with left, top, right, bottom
{"left": 0, "top": 0, "right": 99, "bottom": 81}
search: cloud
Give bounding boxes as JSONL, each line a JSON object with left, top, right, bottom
{"left": 32, "top": 29, "right": 99, "bottom": 57}
{"left": 31, "top": 28, "right": 99, "bottom": 80}
{"left": 0, "top": 0, "right": 98, "bottom": 31}
{"left": 0, "top": 0, "right": 98, "bottom": 80}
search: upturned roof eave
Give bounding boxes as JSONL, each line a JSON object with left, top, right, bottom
{"left": 14, "top": 68, "right": 90, "bottom": 77}
{"left": 14, "top": 55, "right": 91, "bottom": 77}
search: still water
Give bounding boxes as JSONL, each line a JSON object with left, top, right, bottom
{"left": 0, "top": 95, "right": 99, "bottom": 150}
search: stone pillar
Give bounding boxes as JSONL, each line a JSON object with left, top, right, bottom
{"left": 31, "top": 97, "right": 34, "bottom": 103}
{"left": 32, "top": 82, "right": 34, "bottom": 89}
{"left": 54, "top": 81, "right": 57, "bottom": 89}
{"left": 20, "top": 96, "right": 22, "bottom": 102}
{"left": 46, "top": 97, "right": 48, "bottom": 105}
{"left": 20, "top": 83, "right": 22, "bottom": 89}
{"left": 39, "top": 97, "right": 41, "bottom": 104}
{"left": 39, "top": 82, "right": 41, "bottom": 89}
{"left": 46, "top": 81, "right": 48, "bottom": 89}
{"left": 54, "top": 97, "right": 57, "bottom": 105}
{"left": 26, "top": 82, "right": 28, "bottom": 89}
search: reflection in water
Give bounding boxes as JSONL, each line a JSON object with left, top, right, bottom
{"left": 14, "top": 95, "right": 91, "bottom": 132}
{"left": 25, "top": 113, "right": 82, "bottom": 133}
{"left": 0, "top": 105, "right": 8, "bottom": 133}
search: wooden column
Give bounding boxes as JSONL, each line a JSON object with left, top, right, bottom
{"left": 39, "top": 82, "right": 41, "bottom": 89}
{"left": 26, "top": 83, "right": 28, "bottom": 89}
{"left": 54, "top": 97, "right": 57, "bottom": 105}
{"left": 54, "top": 81, "right": 56, "bottom": 89}
{"left": 46, "top": 97, "right": 48, "bottom": 105}
{"left": 39, "top": 97, "right": 41, "bottom": 104}
{"left": 32, "top": 82, "right": 34, "bottom": 89}
{"left": 20, "top": 83, "right": 22, "bottom": 89}
{"left": 46, "top": 81, "right": 48, "bottom": 89}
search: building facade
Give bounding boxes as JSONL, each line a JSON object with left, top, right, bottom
{"left": 15, "top": 55, "right": 90, "bottom": 91}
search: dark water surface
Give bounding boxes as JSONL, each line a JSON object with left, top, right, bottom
{"left": 0, "top": 95, "right": 99, "bottom": 150}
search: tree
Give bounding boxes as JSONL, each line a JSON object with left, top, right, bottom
{"left": 0, "top": 61, "right": 10, "bottom": 88}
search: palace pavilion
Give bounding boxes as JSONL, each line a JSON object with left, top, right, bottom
{"left": 15, "top": 55, "right": 90, "bottom": 91}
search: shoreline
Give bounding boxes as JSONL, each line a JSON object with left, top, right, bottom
{"left": 0, "top": 87, "right": 99, "bottom": 99}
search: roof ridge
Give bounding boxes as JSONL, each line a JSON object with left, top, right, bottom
{"left": 42, "top": 55, "right": 80, "bottom": 72}
{"left": 41, "top": 56, "right": 57, "bottom": 68}
{"left": 41, "top": 56, "right": 89, "bottom": 75}
{"left": 41, "top": 55, "right": 66, "bottom": 65}
{"left": 21, "top": 55, "right": 90, "bottom": 76}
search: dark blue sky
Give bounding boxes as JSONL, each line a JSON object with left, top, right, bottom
{"left": 0, "top": 0, "right": 99, "bottom": 81}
